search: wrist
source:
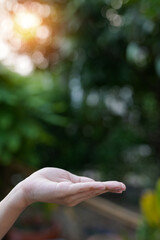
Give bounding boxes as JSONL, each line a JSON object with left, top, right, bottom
{"left": 0, "top": 182, "right": 29, "bottom": 238}
{"left": 8, "top": 182, "right": 30, "bottom": 211}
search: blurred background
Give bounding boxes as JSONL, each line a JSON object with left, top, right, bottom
{"left": 1, "top": 0, "right": 160, "bottom": 239}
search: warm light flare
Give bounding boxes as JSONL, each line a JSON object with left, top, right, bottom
{"left": 13, "top": 10, "right": 42, "bottom": 39}
{"left": 15, "top": 12, "right": 41, "bottom": 30}
{"left": 0, "top": 0, "right": 60, "bottom": 75}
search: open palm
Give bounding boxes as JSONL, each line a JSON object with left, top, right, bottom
{"left": 22, "top": 167, "right": 126, "bottom": 207}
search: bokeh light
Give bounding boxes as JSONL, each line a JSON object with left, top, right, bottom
{"left": 106, "top": 8, "right": 123, "bottom": 27}
{"left": 111, "top": 0, "right": 123, "bottom": 10}
{"left": 14, "top": 10, "right": 42, "bottom": 39}
{"left": 0, "top": 0, "right": 61, "bottom": 75}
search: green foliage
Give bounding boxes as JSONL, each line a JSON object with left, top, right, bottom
{"left": 1, "top": 0, "right": 160, "bottom": 182}
{"left": 44, "top": 0, "right": 160, "bottom": 179}
{"left": 0, "top": 66, "right": 68, "bottom": 167}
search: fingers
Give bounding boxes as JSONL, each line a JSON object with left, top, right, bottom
{"left": 66, "top": 170, "right": 126, "bottom": 192}
{"left": 65, "top": 181, "right": 126, "bottom": 206}
{"left": 67, "top": 181, "right": 126, "bottom": 200}
{"left": 103, "top": 181, "right": 126, "bottom": 192}
{"left": 70, "top": 181, "right": 126, "bottom": 194}
{"left": 66, "top": 184, "right": 125, "bottom": 207}
{"left": 69, "top": 173, "right": 95, "bottom": 183}
{"left": 57, "top": 181, "right": 126, "bottom": 197}
{"left": 69, "top": 182, "right": 106, "bottom": 195}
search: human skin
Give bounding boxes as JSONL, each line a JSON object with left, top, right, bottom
{"left": 0, "top": 167, "right": 126, "bottom": 239}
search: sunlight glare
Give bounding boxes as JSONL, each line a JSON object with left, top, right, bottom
{"left": 15, "top": 11, "right": 41, "bottom": 30}
{"left": 0, "top": 0, "right": 58, "bottom": 75}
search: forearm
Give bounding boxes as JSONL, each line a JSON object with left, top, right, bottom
{"left": 0, "top": 182, "right": 27, "bottom": 239}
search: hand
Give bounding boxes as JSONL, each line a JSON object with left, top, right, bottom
{"left": 21, "top": 167, "right": 126, "bottom": 207}
{"left": 0, "top": 167, "right": 126, "bottom": 238}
